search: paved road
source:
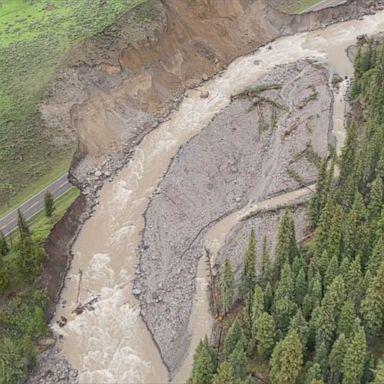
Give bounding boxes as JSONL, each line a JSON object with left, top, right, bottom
{"left": 301, "top": 0, "right": 348, "bottom": 13}
{"left": 0, "top": 175, "right": 73, "bottom": 236}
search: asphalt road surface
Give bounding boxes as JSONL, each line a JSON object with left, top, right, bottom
{"left": 0, "top": 175, "right": 73, "bottom": 236}
{"left": 301, "top": 0, "right": 348, "bottom": 13}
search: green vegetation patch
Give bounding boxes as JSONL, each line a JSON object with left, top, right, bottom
{"left": 268, "top": 0, "right": 326, "bottom": 14}
{"left": 0, "top": 0, "right": 153, "bottom": 212}
{"left": 0, "top": 187, "right": 79, "bottom": 382}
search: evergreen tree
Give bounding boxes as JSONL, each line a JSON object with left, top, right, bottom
{"left": 290, "top": 309, "right": 309, "bottom": 351}
{"left": 314, "top": 275, "right": 346, "bottom": 347}
{"left": 264, "top": 282, "right": 273, "bottom": 311}
{"left": 242, "top": 230, "right": 256, "bottom": 317}
{"left": 260, "top": 236, "right": 272, "bottom": 288}
{"left": 329, "top": 334, "right": 346, "bottom": 384}
{"left": 212, "top": 362, "right": 236, "bottom": 384}
{"left": 254, "top": 312, "right": 276, "bottom": 358}
{"left": 274, "top": 210, "right": 299, "bottom": 277}
{"left": 273, "top": 296, "right": 297, "bottom": 335}
{"left": 342, "top": 327, "right": 367, "bottom": 384}
{"left": 16, "top": 237, "right": 45, "bottom": 279}
{"left": 337, "top": 299, "right": 356, "bottom": 338}
{"left": 367, "top": 175, "right": 383, "bottom": 221}
{"left": 252, "top": 285, "right": 264, "bottom": 324}
{"left": 346, "top": 255, "right": 363, "bottom": 307}
{"left": 309, "top": 159, "right": 329, "bottom": 226}
{"left": 0, "top": 230, "right": 9, "bottom": 256}
{"left": 229, "top": 340, "right": 247, "bottom": 380}
{"left": 44, "top": 191, "right": 55, "bottom": 218}
{"left": 270, "top": 329, "right": 303, "bottom": 384}
{"left": 220, "top": 259, "right": 234, "bottom": 315}
{"left": 314, "top": 342, "right": 329, "bottom": 380}
{"left": 367, "top": 237, "right": 384, "bottom": 277}
{"left": 324, "top": 255, "right": 339, "bottom": 290}
{"left": 274, "top": 262, "right": 294, "bottom": 302}
{"left": 339, "top": 121, "right": 358, "bottom": 189}
{"left": 190, "top": 336, "right": 216, "bottom": 384}
{"left": 223, "top": 319, "right": 245, "bottom": 358}
{"left": 17, "top": 209, "right": 30, "bottom": 239}
{"left": 303, "top": 362, "right": 323, "bottom": 384}
{"left": 294, "top": 267, "right": 307, "bottom": 306}
{"left": 372, "top": 360, "right": 384, "bottom": 384}
{"left": 361, "top": 261, "right": 384, "bottom": 335}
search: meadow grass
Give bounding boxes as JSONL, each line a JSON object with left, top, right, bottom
{"left": 270, "top": 0, "right": 325, "bottom": 14}
{"left": 0, "top": 0, "right": 152, "bottom": 212}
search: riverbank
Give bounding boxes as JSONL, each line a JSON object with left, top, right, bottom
{"left": 31, "top": 2, "right": 384, "bottom": 383}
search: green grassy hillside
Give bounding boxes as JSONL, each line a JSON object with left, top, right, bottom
{"left": 0, "top": 0, "right": 149, "bottom": 214}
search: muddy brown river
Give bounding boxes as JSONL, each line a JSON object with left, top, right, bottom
{"left": 54, "top": 11, "right": 384, "bottom": 384}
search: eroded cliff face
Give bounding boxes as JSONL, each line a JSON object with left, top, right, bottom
{"left": 40, "top": 0, "right": 383, "bottom": 185}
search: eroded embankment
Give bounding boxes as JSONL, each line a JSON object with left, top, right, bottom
{"left": 42, "top": 0, "right": 384, "bottom": 188}
{"left": 41, "top": 3, "right": 384, "bottom": 384}
{"left": 138, "top": 60, "right": 332, "bottom": 375}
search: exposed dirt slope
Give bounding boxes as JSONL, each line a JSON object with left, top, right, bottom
{"left": 40, "top": 0, "right": 384, "bottom": 186}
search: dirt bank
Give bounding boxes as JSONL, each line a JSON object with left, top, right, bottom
{"left": 40, "top": 0, "right": 384, "bottom": 191}
{"left": 137, "top": 60, "right": 332, "bottom": 374}
{"left": 39, "top": 194, "right": 87, "bottom": 320}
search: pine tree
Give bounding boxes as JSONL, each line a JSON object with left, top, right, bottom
{"left": 275, "top": 262, "right": 294, "bottom": 302}
{"left": 346, "top": 255, "right": 363, "bottom": 307}
{"left": 16, "top": 237, "right": 45, "bottom": 279}
{"left": 367, "top": 237, "right": 384, "bottom": 277}
{"left": 254, "top": 312, "right": 276, "bottom": 358}
{"left": 361, "top": 261, "right": 384, "bottom": 336}
{"left": 0, "top": 230, "right": 9, "bottom": 256}
{"left": 252, "top": 285, "right": 265, "bottom": 324}
{"left": 190, "top": 336, "right": 216, "bottom": 384}
{"left": 372, "top": 360, "right": 384, "bottom": 384}
{"left": 329, "top": 334, "right": 346, "bottom": 384}
{"left": 314, "top": 342, "right": 329, "bottom": 380}
{"left": 44, "top": 191, "right": 55, "bottom": 218}
{"left": 290, "top": 309, "right": 309, "bottom": 351}
{"left": 260, "top": 236, "right": 272, "bottom": 288}
{"left": 342, "top": 327, "right": 367, "bottom": 384}
{"left": 339, "top": 121, "right": 358, "bottom": 189}
{"left": 212, "top": 362, "right": 236, "bottom": 384}
{"left": 309, "top": 159, "right": 329, "bottom": 227}
{"left": 264, "top": 282, "right": 273, "bottom": 311}
{"left": 229, "top": 340, "right": 247, "bottom": 380}
{"left": 223, "top": 319, "right": 245, "bottom": 358}
{"left": 270, "top": 329, "right": 303, "bottom": 384}
{"left": 367, "top": 175, "right": 383, "bottom": 221}
{"left": 314, "top": 275, "right": 346, "bottom": 347}
{"left": 274, "top": 210, "right": 299, "bottom": 277}
{"left": 303, "top": 362, "right": 322, "bottom": 384}
{"left": 220, "top": 259, "right": 234, "bottom": 315}
{"left": 242, "top": 230, "right": 256, "bottom": 317}
{"left": 273, "top": 296, "right": 297, "bottom": 335}
{"left": 294, "top": 268, "right": 307, "bottom": 306}
{"left": 324, "top": 255, "right": 339, "bottom": 290}
{"left": 337, "top": 299, "right": 356, "bottom": 338}
{"left": 17, "top": 209, "right": 30, "bottom": 239}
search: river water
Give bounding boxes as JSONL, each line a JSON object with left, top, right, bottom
{"left": 54, "top": 11, "right": 384, "bottom": 384}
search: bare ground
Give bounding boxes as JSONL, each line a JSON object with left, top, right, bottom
{"left": 136, "top": 60, "right": 332, "bottom": 373}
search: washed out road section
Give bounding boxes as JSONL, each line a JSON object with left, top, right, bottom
{"left": 0, "top": 175, "right": 73, "bottom": 236}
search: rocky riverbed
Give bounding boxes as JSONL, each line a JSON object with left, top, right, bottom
{"left": 136, "top": 59, "right": 332, "bottom": 374}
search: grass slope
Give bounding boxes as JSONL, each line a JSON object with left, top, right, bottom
{"left": 268, "top": 0, "right": 325, "bottom": 14}
{"left": 0, "top": 0, "right": 150, "bottom": 212}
